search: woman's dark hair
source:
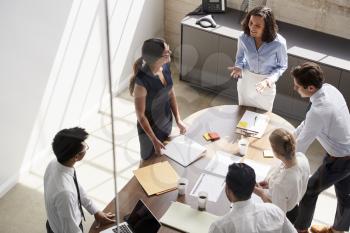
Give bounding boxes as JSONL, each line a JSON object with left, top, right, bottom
{"left": 241, "top": 6, "right": 278, "bottom": 43}
{"left": 226, "top": 163, "right": 256, "bottom": 201}
{"left": 269, "top": 128, "right": 296, "bottom": 160}
{"left": 52, "top": 127, "right": 88, "bottom": 163}
{"left": 291, "top": 62, "right": 324, "bottom": 89}
{"left": 129, "top": 38, "right": 166, "bottom": 96}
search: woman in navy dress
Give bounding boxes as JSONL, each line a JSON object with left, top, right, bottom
{"left": 129, "top": 38, "right": 187, "bottom": 160}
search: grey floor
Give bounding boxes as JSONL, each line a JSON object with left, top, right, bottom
{"left": 0, "top": 64, "right": 342, "bottom": 233}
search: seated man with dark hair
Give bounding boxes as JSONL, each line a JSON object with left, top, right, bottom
{"left": 44, "top": 127, "right": 115, "bottom": 233}
{"left": 209, "top": 163, "right": 297, "bottom": 233}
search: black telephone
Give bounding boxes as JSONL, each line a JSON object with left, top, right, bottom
{"left": 202, "top": 0, "right": 226, "bottom": 13}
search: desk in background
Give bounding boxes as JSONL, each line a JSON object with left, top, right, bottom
{"left": 89, "top": 105, "right": 295, "bottom": 233}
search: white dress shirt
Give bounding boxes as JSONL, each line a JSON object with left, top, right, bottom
{"left": 209, "top": 199, "right": 297, "bottom": 233}
{"left": 44, "top": 159, "right": 99, "bottom": 233}
{"left": 264, "top": 152, "right": 310, "bottom": 212}
{"left": 295, "top": 84, "right": 350, "bottom": 157}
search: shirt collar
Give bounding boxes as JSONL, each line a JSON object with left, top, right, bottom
{"left": 310, "top": 85, "right": 325, "bottom": 103}
{"left": 231, "top": 198, "right": 253, "bottom": 210}
{"left": 55, "top": 159, "right": 75, "bottom": 177}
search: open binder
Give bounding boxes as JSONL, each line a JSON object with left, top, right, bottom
{"left": 236, "top": 110, "right": 270, "bottom": 138}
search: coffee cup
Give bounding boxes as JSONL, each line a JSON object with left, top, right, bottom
{"left": 177, "top": 177, "right": 188, "bottom": 195}
{"left": 238, "top": 138, "right": 249, "bottom": 156}
{"left": 197, "top": 191, "right": 208, "bottom": 211}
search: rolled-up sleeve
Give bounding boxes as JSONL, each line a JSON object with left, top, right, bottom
{"left": 79, "top": 183, "right": 99, "bottom": 215}
{"left": 295, "top": 109, "right": 323, "bottom": 154}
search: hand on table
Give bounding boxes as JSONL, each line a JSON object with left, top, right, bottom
{"left": 94, "top": 211, "right": 115, "bottom": 228}
{"left": 228, "top": 66, "right": 242, "bottom": 79}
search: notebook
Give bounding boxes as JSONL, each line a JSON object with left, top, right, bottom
{"left": 161, "top": 135, "right": 207, "bottom": 167}
{"left": 101, "top": 199, "right": 161, "bottom": 233}
{"left": 160, "top": 202, "right": 218, "bottom": 233}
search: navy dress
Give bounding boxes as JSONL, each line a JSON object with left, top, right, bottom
{"left": 135, "top": 63, "right": 173, "bottom": 160}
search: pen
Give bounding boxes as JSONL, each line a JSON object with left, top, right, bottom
{"left": 192, "top": 174, "right": 205, "bottom": 195}
{"left": 254, "top": 116, "right": 257, "bottom": 126}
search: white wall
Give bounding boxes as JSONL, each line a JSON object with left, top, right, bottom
{"left": 0, "top": 0, "right": 164, "bottom": 197}
{"left": 0, "top": 0, "right": 73, "bottom": 197}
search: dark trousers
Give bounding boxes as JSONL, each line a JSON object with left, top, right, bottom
{"left": 287, "top": 204, "right": 299, "bottom": 224}
{"left": 294, "top": 154, "right": 350, "bottom": 231}
{"left": 46, "top": 220, "right": 83, "bottom": 233}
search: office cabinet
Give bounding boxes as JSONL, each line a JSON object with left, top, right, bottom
{"left": 181, "top": 25, "right": 218, "bottom": 90}
{"left": 217, "top": 36, "right": 237, "bottom": 98}
{"left": 319, "top": 64, "right": 341, "bottom": 88}
{"left": 274, "top": 55, "right": 302, "bottom": 117}
{"left": 180, "top": 8, "right": 350, "bottom": 121}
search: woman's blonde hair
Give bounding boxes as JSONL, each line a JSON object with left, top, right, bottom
{"left": 269, "top": 128, "right": 296, "bottom": 160}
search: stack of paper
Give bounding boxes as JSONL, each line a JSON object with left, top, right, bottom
{"left": 205, "top": 151, "right": 241, "bottom": 177}
{"left": 133, "top": 161, "right": 179, "bottom": 196}
{"left": 162, "top": 135, "right": 207, "bottom": 167}
{"left": 190, "top": 173, "right": 225, "bottom": 202}
{"left": 236, "top": 110, "right": 270, "bottom": 138}
{"left": 160, "top": 202, "right": 219, "bottom": 233}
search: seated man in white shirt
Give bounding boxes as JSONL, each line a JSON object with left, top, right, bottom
{"left": 209, "top": 163, "right": 297, "bottom": 233}
{"left": 291, "top": 62, "right": 350, "bottom": 233}
{"left": 44, "top": 127, "right": 115, "bottom": 233}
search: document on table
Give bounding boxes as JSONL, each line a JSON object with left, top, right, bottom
{"left": 204, "top": 151, "right": 241, "bottom": 177}
{"left": 243, "top": 159, "right": 271, "bottom": 182}
{"left": 190, "top": 173, "right": 225, "bottom": 202}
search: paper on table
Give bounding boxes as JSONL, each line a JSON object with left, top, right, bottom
{"left": 190, "top": 173, "right": 225, "bottom": 202}
{"left": 160, "top": 202, "right": 219, "bottom": 233}
{"left": 243, "top": 159, "right": 271, "bottom": 182}
{"left": 205, "top": 151, "right": 241, "bottom": 177}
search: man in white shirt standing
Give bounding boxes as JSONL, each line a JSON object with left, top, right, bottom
{"left": 291, "top": 62, "right": 350, "bottom": 233}
{"left": 44, "top": 127, "right": 115, "bottom": 233}
{"left": 209, "top": 163, "right": 296, "bottom": 233}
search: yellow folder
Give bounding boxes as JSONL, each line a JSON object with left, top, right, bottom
{"left": 133, "top": 161, "right": 179, "bottom": 196}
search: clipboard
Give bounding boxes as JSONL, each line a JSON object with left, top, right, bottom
{"left": 236, "top": 110, "right": 270, "bottom": 138}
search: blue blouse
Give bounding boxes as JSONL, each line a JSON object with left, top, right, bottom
{"left": 235, "top": 32, "right": 288, "bottom": 82}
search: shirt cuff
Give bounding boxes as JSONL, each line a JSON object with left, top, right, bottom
{"left": 86, "top": 203, "right": 99, "bottom": 215}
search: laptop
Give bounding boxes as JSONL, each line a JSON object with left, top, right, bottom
{"left": 161, "top": 135, "right": 207, "bottom": 167}
{"left": 101, "top": 200, "right": 161, "bottom": 233}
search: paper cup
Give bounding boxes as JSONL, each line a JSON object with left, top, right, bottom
{"left": 177, "top": 177, "right": 188, "bottom": 195}
{"left": 238, "top": 138, "right": 249, "bottom": 156}
{"left": 198, "top": 191, "right": 208, "bottom": 211}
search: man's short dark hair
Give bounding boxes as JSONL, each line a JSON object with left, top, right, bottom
{"left": 241, "top": 6, "right": 278, "bottom": 43}
{"left": 226, "top": 163, "right": 256, "bottom": 201}
{"left": 291, "top": 62, "right": 324, "bottom": 89}
{"left": 52, "top": 127, "right": 88, "bottom": 163}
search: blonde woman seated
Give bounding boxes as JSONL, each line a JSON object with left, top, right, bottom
{"left": 254, "top": 128, "right": 310, "bottom": 223}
